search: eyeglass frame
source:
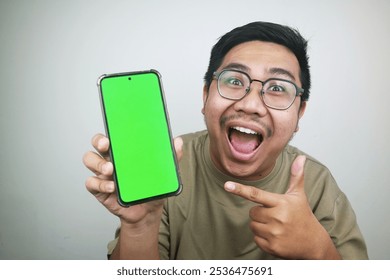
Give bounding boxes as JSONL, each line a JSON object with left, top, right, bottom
{"left": 212, "top": 69, "right": 305, "bottom": 110}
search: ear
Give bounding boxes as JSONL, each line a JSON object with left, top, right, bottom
{"left": 298, "top": 101, "right": 307, "bottom": 119}
{"left": 295, "top": 101, "right": 307, "bottom": 132}
{"left": 202, "top": 84, "right": 209, "bottom": 115}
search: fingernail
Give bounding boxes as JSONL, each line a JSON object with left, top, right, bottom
{"left": 292, "top": 156, "right": 306, "bottom": 175}
{"left": 225, "top": 182, "right": 236, "bottom": 191}
{"left": 107, "top": 182, "right": 115, "bottom": 192}
{"left": 102, "top": 162, "right": 111, "bottom": 174}
{"left": 98, "top": 137, "right": 108, "bottom": 150}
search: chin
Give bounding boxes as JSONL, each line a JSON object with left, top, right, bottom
{"left": 221, "top": 156, "right": 267, "bottom": 181}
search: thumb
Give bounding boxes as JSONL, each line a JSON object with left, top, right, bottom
{"left": 174, "top": 137, "right": 183, "bottom": 162}
{"left": 286, "top": 155, "right": 306, "bottom": 194}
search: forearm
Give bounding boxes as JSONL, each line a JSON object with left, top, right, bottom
{"left": 109, "top": 208, "right": 162, "bottom": 260}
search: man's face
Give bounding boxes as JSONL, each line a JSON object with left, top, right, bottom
{"left": 202, "top": 41, "right": 306, "bottom": 181}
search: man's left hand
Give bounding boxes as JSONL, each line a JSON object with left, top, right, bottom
{"left": 224, "top": 155, "right": 340, "bottom": 259}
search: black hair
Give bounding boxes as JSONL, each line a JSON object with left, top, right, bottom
{"left": 204, "top": 21, "right": 311, "bottom": 101}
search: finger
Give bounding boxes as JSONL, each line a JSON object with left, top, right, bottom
{"left": 253, "top": 235, "right": 275, "bottom": 256}
{"left": 250, "top": 222, "right": 282, "bottom": 256}
{"left": 249, "top": 220, "right": 270, "bottom": 237}
{"left": 173, "top": 137, "right": 183, "bottom": 162}
{"left": 85, "top": 176, "right": 115, "bottom": 195}
{"left": 285, "top": 155, "right": 306, "bottom": 195}
{"left": 91, "top": 133, "right": 110, "bottom": 158}
{"left": 249, "top": 205, "right": 269, "bottom": 223}
{"left": 224, "top": 181, "right": 279, "bottom": 207}
{"left": 83, "top": 151, "right": 113, "bottom": 176}
{"left": 248, "top": 222, "right": 273, "bottom": 253}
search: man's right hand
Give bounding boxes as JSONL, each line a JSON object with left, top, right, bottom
{"left": 82, "top": 133, "right": 183, "bottom": 225}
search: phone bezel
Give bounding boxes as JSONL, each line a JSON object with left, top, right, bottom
{"left": 97, "top": 69, "right": 182, "bottom": 207}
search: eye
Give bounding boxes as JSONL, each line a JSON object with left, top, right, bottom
{"left": 268, "top": 85, "right": 285, "bottom": 92}
{"left": 221, "top": 76, "right": 246, "bottom": 89}
{"left": 227, "top": 77, "right": 244, "bottom": 87}
{"left": 264, "top": 80, "right": 291, "bottom": 96}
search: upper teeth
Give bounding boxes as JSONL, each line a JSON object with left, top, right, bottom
{"left": 232, "top": 126, "right": 258, "bottom": 135}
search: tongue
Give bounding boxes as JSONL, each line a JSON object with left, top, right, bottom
{"left": 230, "top": 130, "right": 259, "bottom": 154}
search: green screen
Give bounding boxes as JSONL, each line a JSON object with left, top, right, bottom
{"left": 99, "top": 71, "right": 181, "bottom": 206}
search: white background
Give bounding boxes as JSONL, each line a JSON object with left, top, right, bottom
{"left": 0, "top": 0, "right": 389, "bottom": 259}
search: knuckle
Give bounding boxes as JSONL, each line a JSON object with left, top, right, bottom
{"left": 253, "top": 236, "right": 265, "bottom": 249}
{"left": 249, "top": 187, "right": 260, "bottom": 200}
{"left": 91, "top": 134, "right": 103, "bottom": 149}
{"left": 91, "top": 133, "right": 102, "bottom": 146}
{"left": 97, "top": 179, "right": 105, "bottom": 193}
{"left": 82, "top": 152, "right": 88, "bottom": 164}
{"left": 85, "top": 176, "right": 107, "bottom": 194}
{"left": 267, "top": 240, "right": 282, "bottom": 255}
{"left": 277, "top": 211, "right": 289, "bottom": 225}
{"left": 249, "top": 220, "right": 258, "bottom": 233}
{"left": 249, "top": 206, "right": 257, "bottom": 220}
{"left": 82, "top": 151, "right": 92, "bottom": 166}
{"left": 249, "top": 206, "right": 263, "bottom": 221}
{"left": 234, "top": 184, "right": 242, "bottom": 195}
{"left": 96, "top": 158, "right": 107, "bottom": 174}
{"left": 83, "top": 151, "right": 106, "bottom": 175}
{"left": 85, "top": 176, "right": 95, "bottom": 191}
{"left": 268, "top": 226, "right": 283, "bottom": 239}
{"left": 254, "top": 234, "right": 279, "bottom": 256}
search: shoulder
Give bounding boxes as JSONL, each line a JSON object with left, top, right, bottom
{"left": 177, "top": 130, "right": 209, "bottom": 160}
{"left": 284, "top": 145, "right": 335, "bottom": 182}
{"left": 284, "top": 145, "right": 328, "bottom": 167}
{"left": 179, "top": 130, "right": 208, "bottom": 146}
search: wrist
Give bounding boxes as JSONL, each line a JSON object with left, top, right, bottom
{"left": 312, "top": 227, "right": 342, "bottom": 260}
{"left": 111, "top": 207, "right": 162, "bottom": 260}
{"left": 120, "top": 206, "right": 163, "bottom": 237}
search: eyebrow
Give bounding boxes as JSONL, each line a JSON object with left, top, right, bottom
{"left": 268, "top": 67, "right": 296, "bottom": 81}
{"left": 223, "top": 63, "right": 250, "bottom": 72}
{"left": 222, "top": 63, "right": 297, "bottom": 82}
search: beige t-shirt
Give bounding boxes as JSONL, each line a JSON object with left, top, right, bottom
{"left": 108, "top": 130, "right": 368, "bottom": 259}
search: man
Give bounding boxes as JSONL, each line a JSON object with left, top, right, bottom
{"left": 83, "top": 21, "right": 368, "bottom": 259}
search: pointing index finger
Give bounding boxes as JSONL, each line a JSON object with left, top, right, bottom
{"left": 224, "top": 181, "right": 279, "bottom": 207}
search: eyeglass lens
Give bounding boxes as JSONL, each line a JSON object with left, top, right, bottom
{"left": 217, "top": 70, "right": 297, "bottom": 109}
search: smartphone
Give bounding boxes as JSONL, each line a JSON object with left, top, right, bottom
{"left": 97, "top": 70, "right": 182, "bottom": 206}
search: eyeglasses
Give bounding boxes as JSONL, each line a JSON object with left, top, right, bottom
{"left": 213, "top": 69, "right": 305, "bottom": 110}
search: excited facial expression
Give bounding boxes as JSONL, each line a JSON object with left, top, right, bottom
{"left": 202, "top": 41, "right": 306, "bottom": 181}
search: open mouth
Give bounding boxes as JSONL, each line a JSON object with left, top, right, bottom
{"left": 228, "top": 126, "right": 263, "bottom": 155}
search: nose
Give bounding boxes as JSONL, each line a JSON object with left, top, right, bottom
{"left": 233, "top": 81, "right": 268, "bottom": 116}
